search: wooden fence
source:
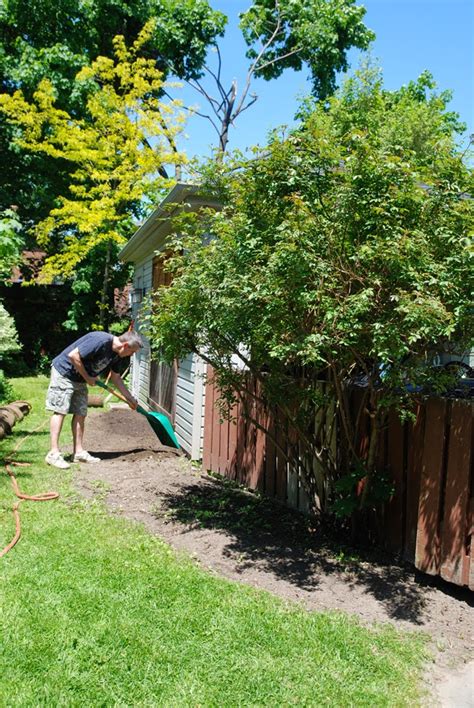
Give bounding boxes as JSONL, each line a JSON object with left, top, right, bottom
{"left": 202, "top": 378, "right": 473, "bottom": 590}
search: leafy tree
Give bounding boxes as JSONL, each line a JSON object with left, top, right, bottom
{"left": 147, "top": 68, "right": 473, "bottom": 517}
{"left": 240, "top": 0, "right": 374, "bottom": 97}
{"left": 0, "top": 301, "right": 20, "bottom": 357}
{"left": 0, "top": 0, "right": 226, "bottom": 335}
{"left": 0, "top": 206, "right": 21, "bottom": 397}
{"left": 61, "top": 243, "right": 132, "bottom": 333}
{"left": 0, "top": 0, "right": 226, "bottom": 88}
{"left": 0, "top": 207, "right": 21, "bottom": 394}
{"left": 0, "top": 0, "right": 226, "bottom": 223}
{"left": 0, "top": 299, "right": 20, "bottom": 401}
{"left": 0, "top": 22, "right": 186, "bottom": 328}
{"left": 0, "top": 207, "right": 23, "bottom": 282}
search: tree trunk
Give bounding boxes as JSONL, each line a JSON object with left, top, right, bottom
{"left": 99, "top": 239, "right": 112, "bottom": 329}
{"left": 217, "top": 80, "right": 237, "bottom": 158}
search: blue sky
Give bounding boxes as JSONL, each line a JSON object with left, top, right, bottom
{"left": 175, "top": 0, "right": 474, "bottom": 160}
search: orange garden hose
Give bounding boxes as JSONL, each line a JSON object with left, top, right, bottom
{"left": 1, "top": 420, "right": 59, "bottom": 558}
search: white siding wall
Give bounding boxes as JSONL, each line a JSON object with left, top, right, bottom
{"left": 175, "top": 353, "right": 195, "bottom": 456}
{"left": 175, "top": 353, "right": 206, "bottom": 459}
{"left": 129, "top": 257, "right": 206, "bottom": 458}
{"left": 194, "top": 357, "right": 207, "bottom": 460}
{"left": 130, "top": 255, "right": 153, "bottom": 406}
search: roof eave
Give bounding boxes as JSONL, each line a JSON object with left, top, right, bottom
{"left": 119, "top": 183, "right": 198, "bottom": 263}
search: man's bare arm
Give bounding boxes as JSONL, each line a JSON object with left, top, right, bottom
{"left": 109, "top": 370, "right": 138, "bottom": 409}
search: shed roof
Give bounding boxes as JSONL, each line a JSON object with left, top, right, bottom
{"left": 119, "top": 183, "right": 219, "bottom": 264}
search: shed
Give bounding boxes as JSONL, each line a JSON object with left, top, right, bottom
{"left": 119, "top": 183, "right": 219, "bottom": 458}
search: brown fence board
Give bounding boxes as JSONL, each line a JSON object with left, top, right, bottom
{"left": 241, "top": 413, "right": 254, "bottom": 488}
{"left": 210, "top": 386, "right": 222, "bottom": 473}
{"left": 415, "top": 398, "right": 448, "bottom": 575}
{"left": 223, "top": 416, "right": 231, "bottom": 475}
{"left": 440, "top": 401, "right": 472, "bottom": 586}
{"left": 251, "top": 383, "right": 266, "bottom": 491}
{"left": 386, "top": 411, "right": 405, "bottom": 554}
{"left": 469, "top": 498, "right": 474, "bottom": 591}
{"left": 227, "top": 403, "right": 239, "bottom": 477}
{"left": 234, "top": 404, "right": 246, "bottom": 484}
{"left": 264, "top": 414, "right": 276, "bottom": 498}
{"left": 287, "top": 466, "right": 298, "bottom": 509}
{"left": 298, "top": 464, "right": 312, "bottom": 515}
{"left": 404, "top": 405, "right": 425, "bottom": 563}
{"left": 202, "top": 374, "right": 215, "bottom": 472}
{"left": 217, "top": 414, "right": 228, "bottom": 473}
{"left": 275, "top": 412, "right": 287, "bottom": 502}
{"left": 254, "top": 420, "right": 266, "bottom": 492}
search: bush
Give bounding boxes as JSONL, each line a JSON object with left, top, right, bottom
{"left": 0, "top": 369, "right": 15, "bottom": 404}
{"left": 149, "top": 68, "right": 473, "bottom": 515}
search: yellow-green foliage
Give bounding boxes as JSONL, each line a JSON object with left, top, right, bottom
{"left": 0, "top": 20, "right": 186, "bottom": 282}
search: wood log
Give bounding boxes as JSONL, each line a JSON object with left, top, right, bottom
{"left": 11, "top": 400, "right": 32, "bottom": 415}
{"left": 87, "top": 394, "right": 105, "bottom": 408}
{"left": 8, "top": 403, "right": 24, "bottom": 421}
{"left": 0, "top": 407, "right": 17, "bottom": 430}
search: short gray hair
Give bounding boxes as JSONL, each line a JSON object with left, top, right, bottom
{"left": 118, "top": 330, "right": 143, "bottom": 349}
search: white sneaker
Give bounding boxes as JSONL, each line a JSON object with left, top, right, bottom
{"left": 45, "top": 451, "right": 70, "bottom": 469}
{"left": 73, "top": 450, "right": 101, "bottom": 463}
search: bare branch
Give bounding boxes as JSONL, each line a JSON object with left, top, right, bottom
{"left": 216, "top": 44, "right": 223, "bottom": 86}
{"left": 203, "top": 62, "right": 227, "bottom": 104}
{"left": 187, "top": 78, "right": 221, "bottom": 112}
{"left": 191, "top": 111, "right": 222, "bottom": 137}
{"left": 232, "top": 0, "right": 283, "bottom": 122}
{"left": 255, "top": 46, "right": 301, "bottom": 72}
{"left": 166, "top": 1, "right": 297, "bottom": 155}
{"left": 233, "top": 94, "right": 258, "bottom": 120}
{"left": 161, "top": 88, "right": 218, "bottom": 130}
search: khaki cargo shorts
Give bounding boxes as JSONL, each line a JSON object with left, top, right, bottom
{"left": 46, "top": 366, "right": 88, "bottom": 417}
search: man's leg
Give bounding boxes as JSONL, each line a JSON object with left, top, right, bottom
{"left": 71, "top": 414, "right": 86, "bottom": 455}
{"left": 45, "top": 367, "right": 73, "bottom": 468}
{"left": 70, "top": 387, "right": 99, "bottom": 463}
{"left": 45, "top": 413, "right": 70, "bottom": 468}
{"left": 50, "top": 413, "right": 66, "bottom": 454}
{"left": 71, "top": 413, "right": 100, "bottom": 463}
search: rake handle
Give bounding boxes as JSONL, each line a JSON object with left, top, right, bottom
{"left": 96, "top": 380, "right": 134, "bottom": 408}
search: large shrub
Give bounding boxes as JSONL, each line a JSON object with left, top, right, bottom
{"left": 148, "top": 69, "right": 473, "bottom": 515}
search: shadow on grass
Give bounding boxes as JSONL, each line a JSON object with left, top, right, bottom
{"left": 155, "top": 475, "right": 474, "bottom": 623}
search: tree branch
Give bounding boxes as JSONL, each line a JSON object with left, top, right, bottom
{"left": 232, "top": 2, "right": 283, "bottom": 121}
{"left": 255, "top": 46, "right": 301, "bottom": 73}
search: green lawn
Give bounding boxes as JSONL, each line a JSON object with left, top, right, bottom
{"left": 1, "top": 377, "right": 428, "bottom": 706}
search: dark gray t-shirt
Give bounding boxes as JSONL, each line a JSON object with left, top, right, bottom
{"left": 52, "top": 332, "right": 122, "bottom": 383}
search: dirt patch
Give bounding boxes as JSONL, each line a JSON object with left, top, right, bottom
{"left": 73, "top": 407, "right": 473, "bottom": 689}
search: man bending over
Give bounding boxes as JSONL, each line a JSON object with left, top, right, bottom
{"left": 45, "top": 330, "right": 143, "bottom": 469}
